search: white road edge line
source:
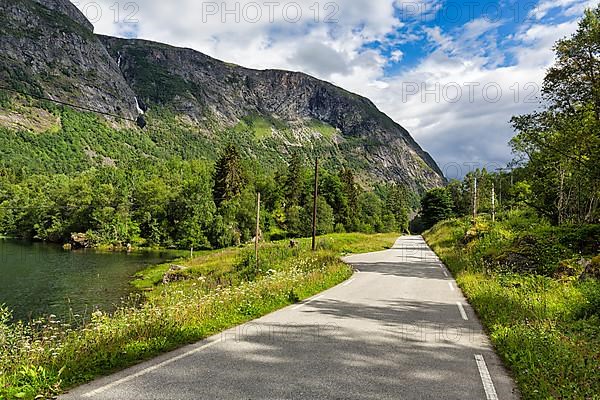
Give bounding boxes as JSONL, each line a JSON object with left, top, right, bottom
{"left": 82, "top": 339, "right": 223, "bottom": 398}
{"left": 342, "top": 278, "right": 356, "bottom": 287}
{"left": 456, "top": 302, "right": 468, "bottom": 320}
{"left": 475, "top": 354, "right": 499, "bottom": 400}
{"left": 438, "top": 263, "right": 449, "bottom": 277}
{"left": 292, "top": 295, "right": 325, "bottom": 310}
{"left": 448, "top": 282, "right": 455, "bottom": 291}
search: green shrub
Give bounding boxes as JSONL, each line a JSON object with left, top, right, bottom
{"left": 576, "top": 280, "right": 600, "bottom": 318}
{"left": 424, "top": 216, "right": 600, "bottom": 399}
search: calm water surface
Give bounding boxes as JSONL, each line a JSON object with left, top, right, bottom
{"left": 0, "top": 239, "right": 177, "bottom": 322}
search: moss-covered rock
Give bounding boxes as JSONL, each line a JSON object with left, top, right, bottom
{"left": 580, "top": 255, "right": 600, "bottom": 281}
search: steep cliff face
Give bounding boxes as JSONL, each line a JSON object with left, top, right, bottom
{"left": 0, "top": 0, "right": 138, "bottom": 119}
{"left": 31, "top": 0, "right": 94, "bottom": 31}
{"left": 0, "top": 0, "right": 445, "bottom": 190}
{"left": 99, "top": 36, "right": 445, "bottom": 189}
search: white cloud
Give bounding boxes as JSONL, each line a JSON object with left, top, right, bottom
{"left": 531, "top": 0, "right": 595, "bottom": 20}
{"left": 340, "top": 15, "right": 583, "bottom": 176}
{"left": 390, "top": 50, "right": 404, "bottom": 62}
{"left": 289, "top": 42, "right": 351, "bottom": 76}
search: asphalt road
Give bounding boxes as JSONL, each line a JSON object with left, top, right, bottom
{"left": 61, "top": 236, "right": 519, "bottom": 399}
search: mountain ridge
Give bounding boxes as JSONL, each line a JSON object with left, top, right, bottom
{"left": 0, "top": 0, "right": 446, "bottom": 190}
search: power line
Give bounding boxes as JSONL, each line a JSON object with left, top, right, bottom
{"left": 0, "top": 85, "right": 140, "bottom": 123}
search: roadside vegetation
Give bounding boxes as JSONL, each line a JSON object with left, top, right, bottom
{"left": 424, "top": 214, "right": 599, "bottom": 399}
{"left": 420, "top": 8, "right": 600, "bottom": 399}
{"left": 0, "top": 232, "right": 398, "bottom": 400}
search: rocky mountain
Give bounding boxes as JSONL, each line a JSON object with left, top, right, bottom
{"left": 0, "top": 0, "right": 445, "bottom": 190}
{"left": 0, "top": 0, "right": 138, "bottom": 118}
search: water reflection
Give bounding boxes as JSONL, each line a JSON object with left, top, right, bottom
{"left": 0, "top": 239, "right": 178, "bottom": 322}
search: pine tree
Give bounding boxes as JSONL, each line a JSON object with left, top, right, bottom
{"left": 340, "top": 168, "right": 360, "bottom": 231}
{"left": 213, "top": 144, "right": 246, "bottom": 207}
{"left": 387, "top": 184, "right": 410, "bottom": 233}
{"left": 284, "top": 151, "right": 304, "bottom": 208}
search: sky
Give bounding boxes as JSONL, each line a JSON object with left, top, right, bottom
{"left": 71, "top": 0, "right": 596, "bottom": 178}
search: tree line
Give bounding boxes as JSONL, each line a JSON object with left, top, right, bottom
{"left": 419, "top": 6, "right": 600, "bottom": 229}
{"left": 0, "top": 146, "right": 413, "bottom": 249}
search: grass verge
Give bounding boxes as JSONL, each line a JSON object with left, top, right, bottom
{"left": 423, "top": 212, "right": 599, "bottom": 399}
{"left": 0, "top": 233, "right": 397, "bottom": 399}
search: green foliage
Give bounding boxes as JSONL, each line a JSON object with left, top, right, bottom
{"left": 0, "top": 80, "right": 419, "bottom": 249}
{"left": 424, "top": 214, "right": 600, "bottom": 399}
{"left": 213, "top": 144, "right": 246, "bottom": 207}
{"left": 577, "top": 279, "right": 600, "bottom": 318}
{"left": 510, "top": 5, "right": 600, "bottom": 224}
{"left": 234, "top": 114, "right": 286, "bottom": 139}
{"left": 420, "top": 187, "right": 454, "bottom": 229}
{"left": 0, "top": 115, "right": 410, "bottom": 248}
{"left": 284, "top": 151, "right": 305, "bottom": 207}
{"left": 385, "top": 184, "right": 411, "bottom": 233}
{"left": 308, "top": 119, "right": 338, "bottom": 139}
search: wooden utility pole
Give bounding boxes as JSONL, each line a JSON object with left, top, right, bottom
{"left": 473, "top": 176, "right": 478, "bottom": 221}
{"left": 492, "top": 183, "right": 496, "bottom": 223}
{"left": 255, "top": 192, "right": 261, "bottom": 271}
{"left": 312, "top": 158, "right": 319, "bottom": 251}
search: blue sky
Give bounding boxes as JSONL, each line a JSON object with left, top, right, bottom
{"left": 72, "top": 0, "right": 596, "bottom": 178}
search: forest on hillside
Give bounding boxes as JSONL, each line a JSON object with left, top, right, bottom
{"left": 0, "top": 130, "right": 415, "bottom": 249}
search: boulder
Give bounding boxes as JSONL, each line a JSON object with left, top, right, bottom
{"left": 580, "top": 256, "right": 600, "bottom": 281}
{"left": 70, "top": 233, "right": 90, "bottom": 249}
{"left": 162, "top": 265, "right": 188, "bottom": 284}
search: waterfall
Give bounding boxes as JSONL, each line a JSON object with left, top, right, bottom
{"left": 134, "top": 97, "right": 145, "bottom": 115}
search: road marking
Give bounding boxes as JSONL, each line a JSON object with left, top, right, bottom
{"left": 475, "top": 354, "right": 499, "bottom": 400}
{"left": 82, "top": 339, "right": 223, "bottom": 397}
{"left": 442, "top": 269, "right": 448, "bottom": 277}
{"left": 292, "top": 295, "right": 325, "bottom": 310}
{"left": 448, "top": 282, "right": 455, "bottom": 291}
{"left": 456, "top": 302, "right": 468, "bottom": 320}
{"left": 342, "top": 278, "right": 356, "bottom": 287}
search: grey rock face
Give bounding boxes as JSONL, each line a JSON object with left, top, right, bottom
{"left": 99, "top": 37, "right": 445, "bottom": 189}
{"left": 31, "top": 0, "right": 94, "bottom": 32}
{"left": 0, "top": 0, "right": 138, "bottom": 119}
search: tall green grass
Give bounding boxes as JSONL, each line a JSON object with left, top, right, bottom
{"left": 424, "top": 213, "right": 599, "bottom": 399}
{"left": 0, "top": 233, "right": 397, "bottom": 400}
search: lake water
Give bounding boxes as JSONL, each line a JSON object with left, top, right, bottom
{"left": 0, "top": 239, "right": 177, "bottom": 322}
